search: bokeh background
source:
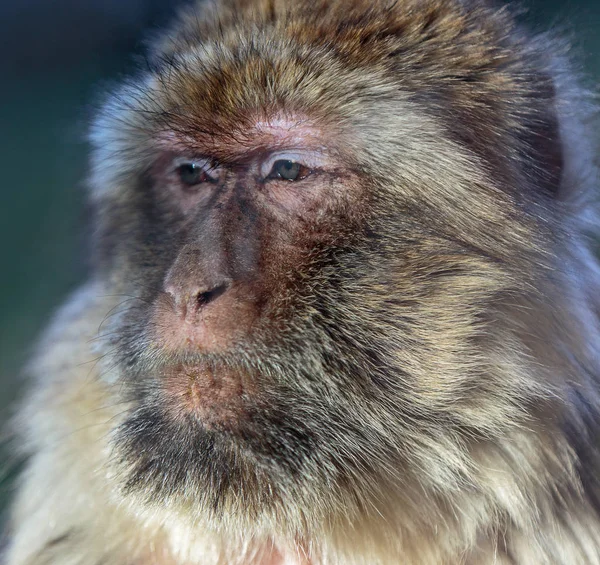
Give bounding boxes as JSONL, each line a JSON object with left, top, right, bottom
{"left": 0, "top": 0, "right": 598, "bottom": 514}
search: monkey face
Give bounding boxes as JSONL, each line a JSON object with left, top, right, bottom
{"left": 88, "top": 0, "right": 561, "bottom": 534}
{"left": 99, "top": 105, "right": 383, "bottom": 529}
{"left": 135, "top": 123, "right": 368, "bottom": 433}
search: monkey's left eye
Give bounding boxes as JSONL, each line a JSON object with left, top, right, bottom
{"left": 177, "top": 163, "right": 216, "bottom": 186}
{"left": 267, "top": 160, "right": 311, "bottom": 181}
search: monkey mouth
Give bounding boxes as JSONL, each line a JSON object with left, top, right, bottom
{"left": 159, "top": 361, "right": 260, "bottom": 431}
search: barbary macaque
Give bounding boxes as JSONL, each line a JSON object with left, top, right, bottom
{"left": 4, "top": 0, "right": 600, "bottom": 563}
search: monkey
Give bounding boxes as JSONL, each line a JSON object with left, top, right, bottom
{"left": 3, "top": 0, "right": 600, "bottom": 563}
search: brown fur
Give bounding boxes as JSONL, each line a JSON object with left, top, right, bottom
{"left": 4, "top": 0, "right": 600, "bottom": 564}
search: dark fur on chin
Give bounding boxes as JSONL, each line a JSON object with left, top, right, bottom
{"left": 113, "top": 261, "right": 408, "bottom": 531}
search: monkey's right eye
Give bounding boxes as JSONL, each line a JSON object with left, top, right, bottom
{"left": 176, "top": 163, "right": 216, "bottom": 186}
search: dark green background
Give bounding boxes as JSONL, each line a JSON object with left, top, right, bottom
{"left": 0, "top": 0, "right": 598, "bottom": 505}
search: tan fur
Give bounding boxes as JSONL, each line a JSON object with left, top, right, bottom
{"left": 4, "top": 0, "right": 600, "bottom": 564}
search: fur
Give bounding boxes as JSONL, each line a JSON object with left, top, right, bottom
{"left": 4, "top": 1, "right": 600, "bottom": 563}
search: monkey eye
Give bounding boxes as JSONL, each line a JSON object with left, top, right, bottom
{"left": 267, "top": 160, "right": 311, "bottom": 181}
{"left": 176, "top": 162, "right": 216, "bottom": 186}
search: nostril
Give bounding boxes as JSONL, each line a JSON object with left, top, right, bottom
{"left": 196, "top": 283, "right": 229, "bottom": 308}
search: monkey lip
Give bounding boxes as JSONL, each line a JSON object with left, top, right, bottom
{"left": 161, "top": 362, "right": 257, "bottom": 430}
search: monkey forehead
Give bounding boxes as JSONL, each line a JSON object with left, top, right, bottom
{"left": 157, "top": 114, "right": 337, "bottom": 162}
{"left": 253, "top": 117, "right": 319, "bottom": 145}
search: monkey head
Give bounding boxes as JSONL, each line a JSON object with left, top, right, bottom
{"left": 88, "top": 0, "right": 573, "bottom": 540}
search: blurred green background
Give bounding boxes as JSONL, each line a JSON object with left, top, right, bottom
{"left": 0, "top": 0, "right": 598, "bottom": 512}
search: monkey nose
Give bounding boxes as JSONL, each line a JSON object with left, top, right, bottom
{"left": 154, "top": 276, "right": 257, "bottom": 352}
{"left": 195, "top": 283, "right": 229, "bottom": 308}
{"left": 156, "top": 245, "right": 258, "bottom": 352}
{"left": 161, "top": 243, "right": 234, "bottom": 322}
{"left": 164, "top": 280, "right": 231, "bottom": 322}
